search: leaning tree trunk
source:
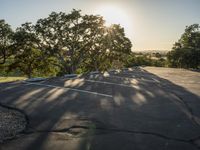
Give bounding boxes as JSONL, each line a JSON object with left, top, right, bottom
{"left": 27, "top": 61, "right": 34, "bottom": 79}
{"left": 27, "top": 67, "right": 32, "bottom": 79}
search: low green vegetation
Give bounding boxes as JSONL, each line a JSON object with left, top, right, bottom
{"left": 0, "top": 77, "right": 26, "bottom": 83}
{"left": 0, "top": 9, "right": 199, "bottom": 79}
{"left": 125, "top": 52, "right": 167, "bottom": 68}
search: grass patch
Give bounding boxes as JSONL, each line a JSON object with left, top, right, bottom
{"left": 0, "top": 77, "right": 27, "bottom": 83}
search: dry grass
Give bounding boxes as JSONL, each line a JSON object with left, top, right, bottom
{"left": 0, "top": 77, "right": 27, "bottom": 83}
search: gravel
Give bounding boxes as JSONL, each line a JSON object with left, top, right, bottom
{"left": 0, "top": 105, "right": 27, "bottom": 143}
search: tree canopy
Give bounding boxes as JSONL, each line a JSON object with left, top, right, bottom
{"left": 0, "top": 20, "right": 13, "bottom": 64}
{"left": 0, "top": 9, "right": 132, "bottom": 78}
{"left": 2, "top": 9, "right": 198, "bottom": 78}
{"left": 167, "top": 24, "right": 200, "bottom": 69}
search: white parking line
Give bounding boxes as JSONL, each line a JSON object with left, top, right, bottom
{"left": 64, "top": 76, "right": 137, "bottom": 88}
{"left": 23, "top": 82, "right": 113, "bottom": 98}
{"left": 65, "top": 73, "right": 157, "bottom": 84}
{"left": 84, "top": 79, "right": 134, "bottom": 88}
{"left": 106, "top": 75, "right": 157, "bottom": 83}
{"left": 152, "top": 78, "right": 160, "bottom": 83}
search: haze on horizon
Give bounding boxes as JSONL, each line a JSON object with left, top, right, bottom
{"left": 1, "top": 0, "right": 200, "bottom": 51}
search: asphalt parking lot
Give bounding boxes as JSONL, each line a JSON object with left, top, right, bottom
{"left": 0, "top": 67, "right": 200, "bottom": 150}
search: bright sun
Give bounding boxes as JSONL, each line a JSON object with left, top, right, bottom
{"left": 95, "top": 5, "right": 131, "bottom": 30}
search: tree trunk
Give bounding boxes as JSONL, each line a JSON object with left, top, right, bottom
{"left": 27, "top": 64, "right": 32, "bottom": 79}
{"left": 94, "top": 58, "right": 98, "bottom": 71}
{"left": 71, "top": 64, "right": 76, "bottom": 74}
{"left": 28, "top": 73, "right": 32, "bottom": 79}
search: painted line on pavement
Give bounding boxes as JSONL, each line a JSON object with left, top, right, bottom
{"left": 64, "top": 76, "right": 136, "bottom": 88}
{"left": 106, "top": 75, "right": 157, "bottom": 83}
{"left": 23, "top": 81, "right": 113, "bottom": 98}
{"left": 65, "top": 73, "right": 157, "bottom": 84}
{"left": 84, "top": 79, "right": 134, "bottom": 88}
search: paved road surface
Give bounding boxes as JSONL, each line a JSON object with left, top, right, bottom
{"left": 0, "top": 67, "right": 200, "bottom": 150}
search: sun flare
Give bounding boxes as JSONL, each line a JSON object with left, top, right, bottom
{"left": 95, "top": 5, "right": 132, "bottom": 30}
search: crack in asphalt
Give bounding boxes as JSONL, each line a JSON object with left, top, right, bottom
{"left": 1, "top": 101, "right": 198, "bottom": 149}
{"left": 171, "top": 92, "right": 200, "bottom": 126}
{"left": 156, "top": 81, "right": 200, "bottom": 127}
{"left": 106, "top": 70, "right": 200, "bottom": 128}
{"left": 1, "top": 78, "right": 200, "bottom": 149}
{"left": 24, "top": 125, "right": 200, "bottom": 149}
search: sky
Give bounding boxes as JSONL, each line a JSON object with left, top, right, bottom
{"left": 1, "top": 0, "right": 200, "bottom": 51}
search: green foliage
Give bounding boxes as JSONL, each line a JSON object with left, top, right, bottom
{"left": 0, "top": 76, "right": 26, "bottom": 83}
{"left": 0, "top": 19, "right": 13, "bottom": 64}
{"left": 167, "top": 24, "right": 200, "bottom": 69}
{"left": 81, "top": 19, "right": 132, "bottom": 71}
{"left": 35, "top": 10, "right": 132, "bottom": 74}
{"left": 8, "top": 23, "right": 59, "bottom": 78}
{"left": 125, "top": 53, "right": 167, "bottom": 68}
{"left": 2, "top": 11, "right": 199, "bottom": 78}
{"left": 35, "top": 10, "right": 85, "bottom": 74}
{"left": 0, "top": 9, "right": 132, "bottom": 77}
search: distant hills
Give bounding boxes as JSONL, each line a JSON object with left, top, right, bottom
{"left": 133, "top": 50, "right": 170, "bottom": 54}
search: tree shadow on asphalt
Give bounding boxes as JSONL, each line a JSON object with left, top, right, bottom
{"left": 0, "top": 67, "right": 200, "bottom": 150}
